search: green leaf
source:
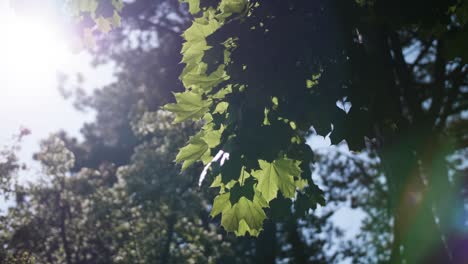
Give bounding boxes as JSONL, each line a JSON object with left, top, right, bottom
{"left": 291, "top": 135, "right": 301, "bottom": 144}
{"left": 306, "top": 73, "right": 321, "bottom": 88}
{"left": 181, "top": 40, "right": 210, "bottom": 66}
{"left": 77, "top": 0, "right": 98, "bottom": 13}
{"left": 163, "top": 91, "right": 211, "bottom": 123}
{"left": 182, "top": 64, "right": 228, "bottom": 92}
{"left": 263, "top": 108, "right": 271, "bottom": 125}
{"left": 214, "top": 102, "right": 229, "bottom": 114}
{"left": 221, "top": 195, "right": 267, "bottom": 236}
{"left": 183, "top": 19, "right": 220, "bottom": 42}
{"left": 210, "top": 175, "right": 223, "bottom": 188}
{"left": 111, "top": 0, "right": 124, "bottom": 12}
{"left": 289, "top": 121, "right": 297, "bottom": 130}
{"left": 211, "top": 192, "right": 230, "bottom": 217}
{"left": 112, "top": 11, "right": 121, "bottom": 27}
{"left": 239, "top": 166, "right": 250, "bottom": 186}
{"left": 224, "top": 49, "right": 232, "bottom": 64}
{"left": 175, "top": 133, "right": 209, "bottom": 170}
{"left": 182, "top": 0, "right": 201, "bottom": 14}
{"left": 226, "top": 180, "right": 237, "bottom": 189}
{"left": 219, "top": 0, "right": 247, "bottom": 14}
{"left": 252, "top": 158, "right": 302, "bottom": 202}
{"left": 201, "top": 125, "right": 224, "bottom": 148}
{"left": 96, "top": 16, "right": 112, "bottom": 33}
{"left": 271, "top": 96, "right": 279, "bottom": 107}
{"left": 295, "top": 179, "right": 308, "bottom": 190}
{"left": 203, "top": 113, "right": 214, "bottom": 123}
{"left": 212, "top": 85, "right": 233, "bottom": 99}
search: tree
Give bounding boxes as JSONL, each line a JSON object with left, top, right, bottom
{"left": 4, "top": 0, "right": 467, "bottom": 263}
{"left": 163, "top": 0, "right": 467, "bottom": 263}
{"left": 0, "top": 130, "right": 35, "bottom": 264}
{"left": 3, "top": 2, "right": 234, "bottom": 263}
{"left": 1, "top": 119, "right": 236, "bottom": 263}
{"left": 10, "top": 0, "right": 343, "bottom": 262}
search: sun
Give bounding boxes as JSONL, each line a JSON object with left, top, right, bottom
{"left": 0, "top": 12, "right": 72, "bottom": 96}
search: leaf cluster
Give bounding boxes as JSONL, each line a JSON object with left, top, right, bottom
{"left": 163, "top": 0, "right": 362, "bottom": 236}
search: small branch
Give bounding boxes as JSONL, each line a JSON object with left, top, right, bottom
{"left": 389, "top": 31, "right": 423, "bottom": 120}
{"left": 429, "top": 39, "right": 446, "bottom": 123}
{"left": 410, "top": 40, "right": 432, "bottom": 67}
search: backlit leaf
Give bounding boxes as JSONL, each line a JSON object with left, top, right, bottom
{"left": 252, "top": 158, "right": 302, "bottom": 202}
{"left": 175, "top": 133, "right": 209, "bottom": 170}
{"left": 201, "top": 125, "right": 224, "bottom": 148}
{"left": 211, "top": 192, "right": 230, "bottom": 217}
{"left": 96, "top": 16, "right": 112, "bottom": 33}
{"left": 221, "top": 194, "right": 267, "bottom": 236}
{"left": 163, "top": 91, "right": 212, "bottom": 123}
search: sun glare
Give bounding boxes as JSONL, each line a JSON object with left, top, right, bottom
{"left": 0, "top": 13, "right": 71, "bottom": 96}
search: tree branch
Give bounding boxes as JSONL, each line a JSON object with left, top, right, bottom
{"left": 429, "top": 39, "right": 446, "bottom": 123}
{"left": 389, "top": 31, "right": 423, "bottom": 121}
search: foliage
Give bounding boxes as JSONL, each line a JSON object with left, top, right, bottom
{"left": 0, "top": 251, "right": 36, "bottom": 264}
{"left": 0, "top": 129, "right": 30, "bottom": 197}
{"left": 312, "top": 142, "right": 392, "bottom": 263}
{"left": 162, "top": 1, "right": 468, "bottom": 253}
{"left": 3, "top": 0, "right": 468, "bottom": 263}
{"left": 164, "top": 0, "right": 339, "bottom": 236}
{"left": 67, "top": 0, "right": 124, "bottom": 48}
{"left": 1, "top": 119, "right": 233, "bottom": 263}
{"left": 0, "top": 141, "right": 20, "bottom": 196}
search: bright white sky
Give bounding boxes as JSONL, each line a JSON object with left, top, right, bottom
{"left": 0, "top": 0, "right": 115, "bottom": 185}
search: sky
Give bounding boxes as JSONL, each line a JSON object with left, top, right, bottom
{"left": 0, "top": 0, "right": 115, "bottom": 184}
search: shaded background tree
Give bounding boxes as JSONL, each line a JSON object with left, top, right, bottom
{"left": 162, "top": 0, "right": 467, "bottom": 262}
{"left": 2, "top": 1, "right": 338, "bottom": 263}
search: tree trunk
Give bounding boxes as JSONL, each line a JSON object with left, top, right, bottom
{"left": 287, "top": 219, "right": 307, "bottom": 264}
{"left": 59, "top": 196, "right": 72, "bottom": 264}
{"left": 382, "top": 130, "right": 454, "bottom": 264}
{"left": 255, "top": 220, "right": 277, "bottom": 264}
{"left": 160, "top": 214, "right": 176, "bottom": 264}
